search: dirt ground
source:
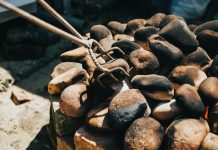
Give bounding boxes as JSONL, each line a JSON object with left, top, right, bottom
{"left": 0, "top": 39, "right": 70, "bottom": 150}
{"left": 0, "top": 58, "right": 60, "bottom": 150}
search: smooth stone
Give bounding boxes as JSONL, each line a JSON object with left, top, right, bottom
{"left": 175, "top": 84, "right": 204, "bottom": 116}
{"left": 198, "top": 77, "right": 218, "bottom": 106}
{"left": 208, "top": 55, "right": 218, "bottom": 77}
{"left": 48, "top": 68, "right": 88, "bottom": 94}
{"left": 129, "top": 49, "right": 159, "bottom": 74}
{"left": 114, "top": 34, "right": 134, "bottom": 42}
{"left": 108, "top": 89, "right": 147, "bottom": 131}
{"left": 107, "top": 21, "right": 126, "bottom": 35}
{"left": 145, "top": 13, "right": 166, "bottom": 27}
{"left": 124, "top": 117, "right": 164, "bottom": 150}
{"left": 159, "top": 20, "right": 199, "bottom": 53}
{"left": 197, "top": 30, "right": 218, "bottom": 57}
{"left": 152, "top": 99, "right": 182, "bottom": 121}
{"left": 51, "top": 62, "right": 82, "bottom": 79}
{"left": 86, "top": 102, "right": 112, "bottom": 133}
{"left": 124, "top": 19, "right": 146, "bottom": 36}
{"left": 194, "top": 20, "right": 218, "bottom": 35}
{"left": 90, "top": 24, "right": 113, "bottom": 41}
{"left": 149, "top": 34, "right": 184, "bottom": 65}
{"left": 208, "top": 103, "right": 218, "bottom": 135}
{"left": 168, "top": 65, "right": 207, "bottom": 90}
{"left": 180, "top": 47, "right": 211, "bottom": 68}
{"left": 134, "top": 26, "right": 159, "bottom": 50}
{"left": 201, "top": 133, "right": 218, "bottom": 150}
{"left": 164, "top": 118, "right": 209, "bottom": 150}
{"left": 112, "top": 40, "right": 142, "bottom": 56}
{"left": 99, "top": 38, "right": 116, "bottom": 51}
{"left": 60, "top": 47, "right": 89, "bottom": 62}
{"left": 131, "top": 74, "right": 174, "bottom": 101}
{"left": 74, "top": 126, "right": 122, "bottom": 150}
{"left": 60, "top": 83, "right": 89, "bottom": 117}
{"left": 159, "top": 15, "right": 184, "bottom": 29}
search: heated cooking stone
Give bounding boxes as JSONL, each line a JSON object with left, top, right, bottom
{"left": 198, "top": 77, "right": 218, "bottom": 106}
{"left": 159, "top": 20, "right": 199, "bottom": 53}
{"left": 164, "top": 118, "right": 209, "bottom": 150}
{"left": 175, "top": 84, "right": 204, "bottom": 116}
{"left": 124, "top": 117, "right": 164, "bottom": 150}
{"left": 108, "top": 89, "right": 147, "bottom": 131}
{"left": 90, "top": 24, "right": 113, "bottom": 41}
{"left": 131, "top": 74, "right": 174, "bottom": 101}
{"left": 129, "top": 49, "right": 159, "bottom": 75}
{"left": 197, "top": 30, "right": 218, "bottom": 57}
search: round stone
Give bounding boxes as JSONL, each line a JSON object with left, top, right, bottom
{"left": 108, "top": 89, "right": 147, "bottom": 131}
{"left": 168, "top": 65, "right": 207, "bottom": 90}
{"left": 86, "top": 102, "right": 112, "bottom": 133}
{"left": 90, "top": 25, "right": 113, "bottom": 41}
{"left": 164, "top": 118, "right": 209, "bottom": 150}
{"left": 131, "top": 74, "right": 174, "bottom": 101}
{"left": 60, "top": 83, "right": 89, "bottom": 117}
{"left": 198, "top": 77, "right": 218, "bottom": 106}
{"left": 124, "top": 117, "right": 164, "bottom": 150}
{"left": 175, "top": 84, "right": 204, "bottom": 116}
{"left": 129, "top": 49, "right": 159, "bottom": 75}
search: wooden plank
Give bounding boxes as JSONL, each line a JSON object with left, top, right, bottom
{"left": 0, "top": 0, "right": 36, "bottom": 23}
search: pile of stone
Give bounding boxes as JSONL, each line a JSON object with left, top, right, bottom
{"left": 48, "top": 13, "right": 218, "bottom": 150}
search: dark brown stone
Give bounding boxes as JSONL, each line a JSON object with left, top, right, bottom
{"left": 145, "top": 13, "right": 166, "bottom": 27}
{"left": 180, "top": 47, "right": 211, "bottom": 68}
{"left": 60, "top": 83, "right": 89, "bottom": 117}
{"left": 124, "top": 117, "right": 164, "bottom": 150}
{"left": 159, "top": 15, "right": 184, "bottom": 29}
{"left": 107, "top": 21, "right": 126, "bottom": 35}
{"left": 124, "top": 19, "right": 146, "bottom": 36}
{"left": 198, "top": 77, "right": 218, "bottom": 106}
{"left": 134, "top": 26, "right": 159, "bottom": 50}
{"left": 149, "top": 34, "right": 184, "bottom": 65}
{"left": 108, "top": 89, "right": 147, "bottom": 131}
{"left": 159, "top": 20, "right": 199, "bottom": 53}
{"left": 168, "top": 65, "right": 207, "bottom": 90}
{"left": 129, "top": 49, "right": 159, "bottom": 75}
{"left": 164, "top": 118, "right": 209, "bottom": 150}
{"left": 112, "top": 40, "right": 142, "bottom": 56}
{"left": 131, "top": 74, "right": 174, "bottom": 101}
{"left": 208, "top": 55, "right": 218, "bottom": 77}
{"left": 90, "top": 25, "right": 113, "bottom": 41}
{"left": 208, "top": 103, "right": 218, "bottom": 135}
{"left": 175, "top": 84, "right": 204, "bottom": 116}
{"left": 197, "top": 30, "right": 218, "bottom": 57}
{"left": 194, "top": 20, "right": 218, "bottom": 35}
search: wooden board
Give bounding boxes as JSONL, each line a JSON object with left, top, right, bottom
{"left": 0, "top": 0, "right": 36, "bottom": 23}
